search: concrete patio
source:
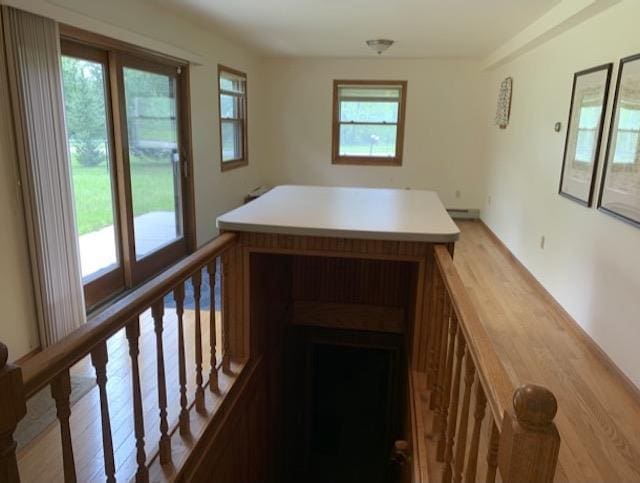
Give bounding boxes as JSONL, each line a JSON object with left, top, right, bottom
{"left": 78, "top": 211, "right": 179, "bottom": 278}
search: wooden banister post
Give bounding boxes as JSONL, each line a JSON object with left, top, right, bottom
{"left": 0, "top": 342, "right": 26, "bottom": 483}
{"left": 498, "top": 384, "right": 560, "bottom": 483}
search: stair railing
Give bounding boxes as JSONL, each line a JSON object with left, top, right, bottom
{"left": 424, "top": 245, "right": 560, "bottom": 483}
{"left": 0, "top": 232, "right": 238, "bottom": 482}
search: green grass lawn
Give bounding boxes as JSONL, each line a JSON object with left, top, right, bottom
{"left": 71, "top": 155, "right": 176, "bottom": 236}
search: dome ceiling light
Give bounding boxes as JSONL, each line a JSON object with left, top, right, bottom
{"left": 366, "top": 39, "right": 394, "bottom": 55}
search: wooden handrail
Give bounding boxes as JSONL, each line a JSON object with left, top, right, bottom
{"left": 429, "top": 244, "right": 560, "bottom": 483}
{"left": 21, "top": 232, "right": 237, "bottom": 398}
{"left": 433, "top": 245, "right": 512, "bottom": 426}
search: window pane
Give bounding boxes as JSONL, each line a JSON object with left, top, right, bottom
{"left": 338, "top": 86, "right": 402, "bottom": 100}
{"left": 339, "top": 124, "right": 397, "bottom": 157}
{"left": 220, "top": 93, "right": 241, "bottom": 119}
{"left": 219, "top": 73, "right": 245, "bottom": 94}
{"left": 222, "top": 120, "right": 243, "bottom": 161}
{"left": 340, "top": 101, "right": 398, "bottom": 123}
{"left": 61, "top": 56, "right": 119, "bottom": 280}
{"left": 123, "top": 67, "right": 183, "bottom": 259}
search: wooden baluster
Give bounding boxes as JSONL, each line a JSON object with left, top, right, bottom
{"left": 498, "top": 384, "right": 560, "bottom": 483}
{"left": 0, "top": 342, "right": 26, "bottom": 483}
{"left": 125, "top": 318, "right": 148, "bottom": 482}
{"left": 429, "top": 272, "right": 447, "bottom": 413}
{"left": 453, "top": 351, "right": 475, "bottom": 483}
{"left": 50, "top": 370, "right": 77, "bottom": 482}
{"left": 173, "top": 284, "right": 190, "bottom": 435}
{"left": 426, "top": 270, "right": 443, "bottom": 391}
{"left": 485, "top": 420, "right": 499, "bottom": 483}
{"left": 207, "top": 260, "right": 219, "bottom": 392}
{"left": 431, "top": 294, "right": 451, "bottom": 427}
{"left": 192, "top": 270, "right": 205, "bottom": 413}
{"left": 437, "top": 310, "right": 458, "bottom": 462}
{"left": 221, "top": 251, "right": 231, "bottom": 373}
{"left": 465, "top": 382, "right": 487, "bottom": 483}
{"left": 152, "top": 301, "right": 171, "bottom": 464}
{"left": 443, "top": 331, "right": 465, "bottom": 483}
{"left": 91, "top": 341, "right": 116, "bottom": 483}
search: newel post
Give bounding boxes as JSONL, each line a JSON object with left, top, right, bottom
{"left": 498, "top": 384, "right": 560, "bottom": 483}
{"left": 0, "top": 342, "right": 27, "bottom": 482}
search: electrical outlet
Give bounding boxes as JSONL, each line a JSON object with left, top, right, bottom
{"left": 487, "top": 195, "right": 492, "bottom": 205}
{"left": 455, "top": 190, "right": 461, "bottom": 199}
{"left": 540, "top": 236, "right": 546, "bottom": 250}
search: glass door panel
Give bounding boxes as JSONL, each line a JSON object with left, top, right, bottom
{"left": 61, "top": 55, "right": 120, "bottom": 281}
{"left": 122, "top": 67, "right": 183, "bottom": 259}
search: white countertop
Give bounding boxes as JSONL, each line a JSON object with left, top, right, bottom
{"left": 217, "top": 185, "right": 460, "bottom": 243}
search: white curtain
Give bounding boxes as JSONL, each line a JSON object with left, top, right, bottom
{"left": 2, "top": 6, "right": 85, "bottom": 346}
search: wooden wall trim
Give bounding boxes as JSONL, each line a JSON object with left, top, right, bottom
{"left": 478, "top": 219, "right": 640, "bottom": 401}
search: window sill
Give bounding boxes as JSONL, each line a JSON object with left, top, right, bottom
{"left": 221, "top": 159, "right": 248, "bottom": 172}
{"left": 332, "top": 156, "right": 402, "bottom": 167}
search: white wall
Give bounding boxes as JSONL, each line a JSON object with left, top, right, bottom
{"left": 0, "top": 27, "right": 39, "bottom": 359}
{"left": 0, "top": 0, "right": 267, "bottom": 360}
{"left": 480, "top": 0, "right": 640, "bottom": 388}
{"left": 262, "top": 58, "right": 486, "bottom": 209}
{"left": 4, "top": 0, "right": 640, "bottom": 393}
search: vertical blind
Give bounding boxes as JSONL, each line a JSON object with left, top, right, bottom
{"left": 2, "top": 6, "right": 85, "bottom": 346}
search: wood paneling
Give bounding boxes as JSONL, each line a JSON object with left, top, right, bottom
{"left": 291, "top": 301, "right": 405, "bottom": 334}
{"left": 179, "top": 252, "right": 293, "bottom": 482}
{"left": 292, "top": 255, "right": 415, "bottom": 307}
{"left": 240, "top": 232, "right": 431, "bottom": 371}
{"left": 175, "top": 359, "right": 269, "bottom": 483}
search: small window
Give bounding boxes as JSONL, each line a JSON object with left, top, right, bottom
{"left": 218, "top": 65, "right": 248, "bottom": 171}
{"left": 332, "top": 80, "right": 407, "bottom": 166}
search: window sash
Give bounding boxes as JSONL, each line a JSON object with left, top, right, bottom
{"left": 218, "top": 65, "right": 248, "bottom": 170}
{"left": 221, "top": 119, "right": 244, "bottom": 162}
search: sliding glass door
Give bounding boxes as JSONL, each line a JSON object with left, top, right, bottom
{"left": 61, "top": 41, "right": 125, "bottom": 306}
{"left": 60, "top": 38, "right": 193, "bottom": 309}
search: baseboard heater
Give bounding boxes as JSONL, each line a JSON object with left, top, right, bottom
{"left": 446, "top": 208, "right": 480, "bottom": 220}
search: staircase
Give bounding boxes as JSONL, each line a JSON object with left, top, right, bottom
{"left": 0, "top": 233, "right": 560, "bottom": 482}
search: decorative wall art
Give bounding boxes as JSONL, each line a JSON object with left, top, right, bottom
{"left": 599, "top": 54, "right": 640, "bottom": 227}
{"left": 495, "top": 77, "right": 513, "bottom": 129}
{"left": 559, "top": 64, "right": 612, "bottom": 206}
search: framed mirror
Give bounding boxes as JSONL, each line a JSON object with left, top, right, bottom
{"left": 559, "top": 64, "right": 612, "bottom": 206}
{"left": 599, "top": 54, "right": 640, "bottom": 227}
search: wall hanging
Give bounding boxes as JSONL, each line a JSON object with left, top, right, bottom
{"left": 599, "top": 54, "right": 640, "bottom": 227}
{"left": 495, "top": 77, "right": 512, "bottom": 129}
{"left": 559, "top": 63, "right": 612, "bottom": 206}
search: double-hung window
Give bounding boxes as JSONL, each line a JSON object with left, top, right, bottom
{"left": 332, "top": 80, "right": 407, "bottom": 166}
{"left": 218, "top": 65, "right": 248, "bottom": 171}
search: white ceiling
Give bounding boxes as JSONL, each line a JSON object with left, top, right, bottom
{"left": 151, "top": 0, "right": 560, "bottom": 58}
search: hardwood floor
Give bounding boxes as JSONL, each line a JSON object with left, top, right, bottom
{"left": 17, "top": 307, "right": 222, "bottom": 482}
{"left": 453, "top": 220, "right": 640, "bottom": 482}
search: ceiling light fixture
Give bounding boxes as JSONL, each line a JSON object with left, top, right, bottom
{"left": 366, "top": 39, "right": 394, "bottom": 55}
